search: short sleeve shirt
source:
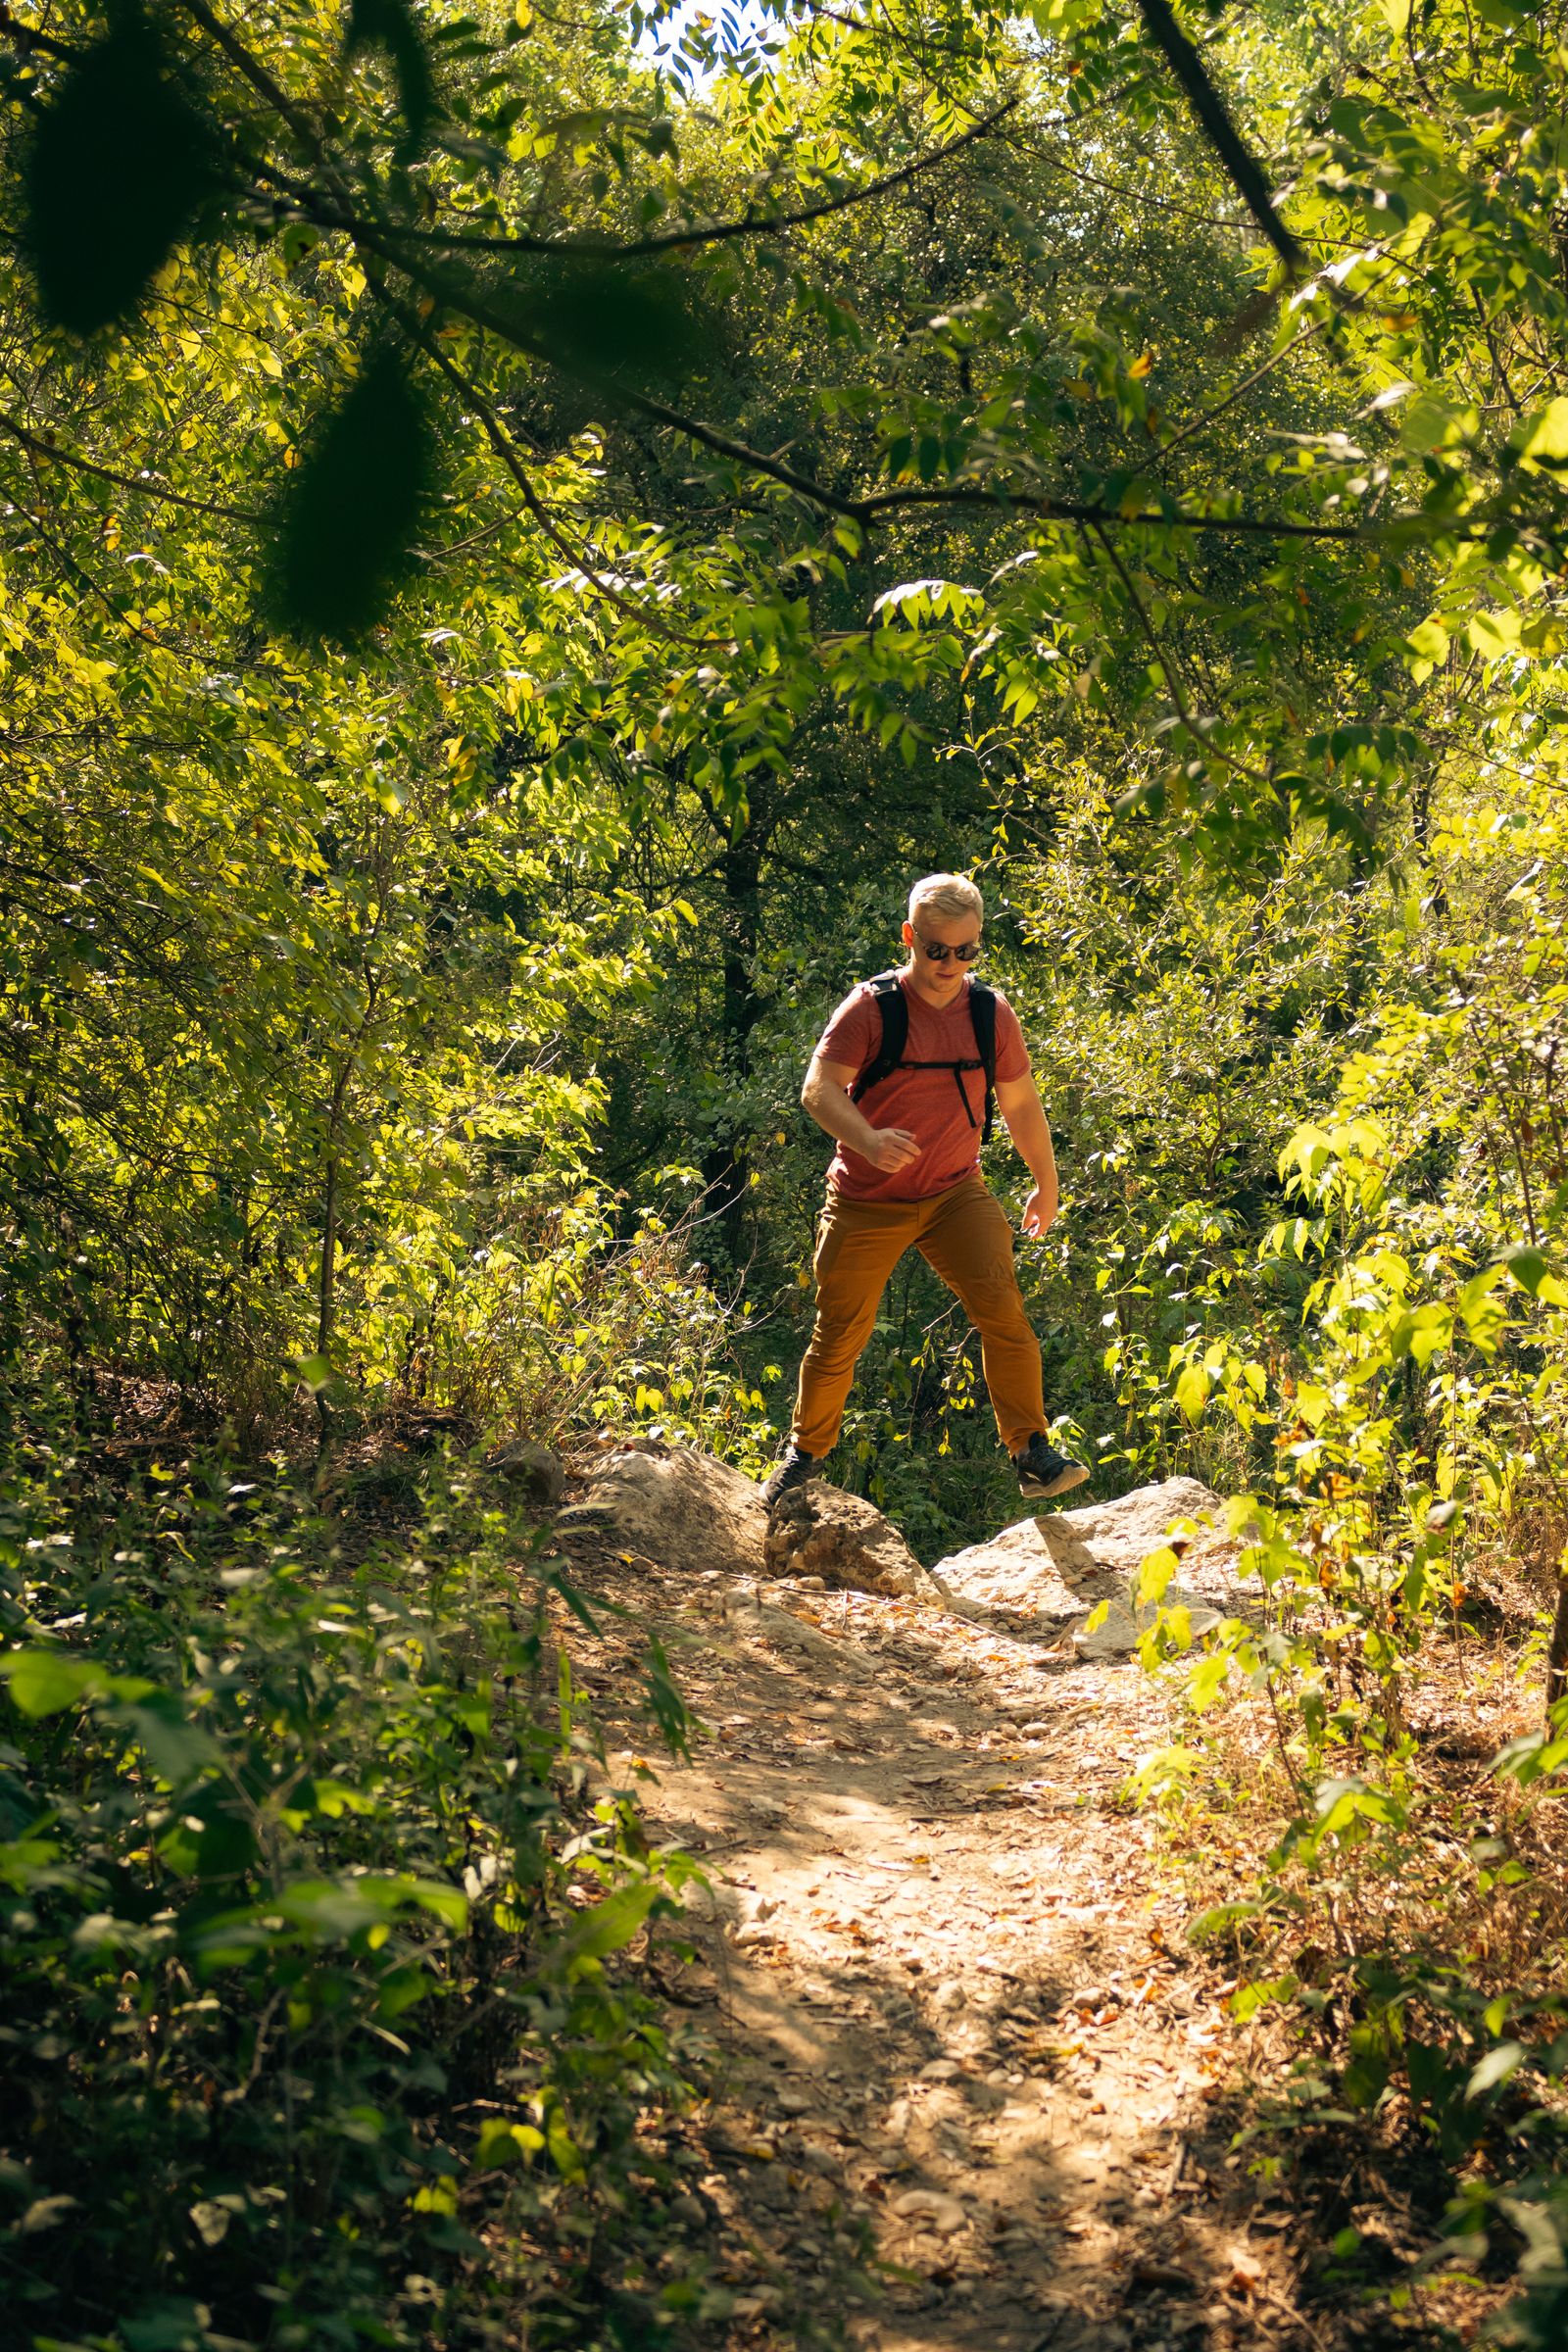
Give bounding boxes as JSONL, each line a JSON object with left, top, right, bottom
{"left": 815, "top": 972, "right": 1031, "bottom": 1201}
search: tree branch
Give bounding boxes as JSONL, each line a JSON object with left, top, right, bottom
{"left": 1088, "top": 518, "right": 1274, "bottom": 789}
{"left": 856, "top": 482, "right": 1362, "bottom": 537}
{"left": 386, "top": 293, "right": 732, "bottom": 653}
{"left": 0, "top": 409, "right": 264, "bottom": 521}
{"left": 1134, "top": 0, "right": 1305, "bottom": 274}
{"left": 392, "top": 95, "right": 1021, "bottom": 261}
{"left": 0, "top": 6, "right": 82, "bottom": 64}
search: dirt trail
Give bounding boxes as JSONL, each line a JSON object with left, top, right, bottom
{"left": 557, "top": 1530, "right": 1324, "bottom": 2352}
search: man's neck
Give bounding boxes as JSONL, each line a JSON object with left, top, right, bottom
{"left": 901, "top": 958, "right": 968, "bottom": 1011}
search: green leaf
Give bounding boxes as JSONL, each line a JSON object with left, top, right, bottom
{"left": 1515, "top": 398, "right": 1568, "bottom": 473}
{"left": 1342, "top": 2049, "right": 1391, "bottom": 2110}
{"left": 269, "top": 348, "right": 438, "bottom": 642}
{"left": 116, "top": 1696, "right": 221, "bottom": 1786}
{"left": 375, "top": 1964, "right": 432, "bottom": 2020}
{"left": 405, "top": 1877, "right": 469, "bottom": 1931}
{"left": 156, "top": 1800, "right": 255, "bottom": 1879}
{"left": 561, "top": 1880, "right": 658, "bottom": 1963}
{"left": 1466, "top": 2040, "right": 1526, "bottom": 2099}
{"left": 1173, "top": 1361, "right": 1210, "bottom": 1424}
{"left": 475, "top": 2116, "right": 546, "bottom": 2168}
{"left": 1457, "top": 1263, "right": 1508, "bottom": 1350}
{"left": 0, "top": 1649, "right": 110, "bottom": 1717}
{"left": 1491, "top": 1731, "right": 1568, "bottom": 1787}
{"left": 1467, "top": 609, "right": 1520, "bottom": 658}
{"left": 542, "top": 2101, "right": 585, "bottom": 2181}
{"left": 1188, "top": 1899, "right": 1262, "bottom": 1943}
{"left": 24, "top": 10, "right": 215, "bottom": 335}
{"left": 1503, "top": 1247, "right": 1568, "bottom": 1308}
{"left": 1138, "top": 1544, "right": 1179, "bottom": 1605}
{"left": 1405, "top": 616, "right": 1448, "bottom": 665}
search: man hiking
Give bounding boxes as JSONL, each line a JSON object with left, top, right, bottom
{"left": 762, "top": 872, "right": 1090, "bottom": 1509}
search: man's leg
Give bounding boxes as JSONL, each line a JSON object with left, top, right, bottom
{"left": 791, "top": 1196, "right": 916, "bottom": 1459}
{"left": 915, "top": 1177, "right": 1046, "bottom": 1457}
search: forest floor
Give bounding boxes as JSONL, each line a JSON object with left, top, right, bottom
{"left": 549, "top": 1519, "right": 1518, "bottom": 2352}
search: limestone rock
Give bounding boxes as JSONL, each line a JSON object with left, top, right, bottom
{"left": 1072, "top": 1592, "right": 1225, "bottom": 1660}
{"left": 1055, "top": 1475, "right": 1228, "bottom": 1582}
{"left": 932, "top": 1475, "right": 1250, "bottom": 1651}
{"left": 764, "top": 1481, "right": 929, "bottom": 1599}
{"left": 929, "top": 1512, "right": 1105, "bottom": 1627}
{"left": 555, "top": 1440, "right": 767, "bottom": 1579}
{"left": 482, "top": 1437, "right": 566, "bottom": 1508}
{"left": 713, "top": 1586, "right": 876, "bottom": 1680}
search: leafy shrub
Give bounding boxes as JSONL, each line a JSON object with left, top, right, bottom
{"left": 402, "top": 1184, "right": 782, "bottom": 1474}
{"left": 0, "top": 1435, "right": 704, "bottom": 2351}
{"left": 1127, "top": 908, "right": 1568, "bottom": 2336}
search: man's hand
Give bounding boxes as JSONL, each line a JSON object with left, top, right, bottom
{"left": 1021, "top": 1186, "right": 1056, "bottom": 1237}
{"left": 861, "top": 1126, "right": 921, "bottom": 1174}
{"left": 996, "top": 1077, "right": 1061, "bottom": 1239}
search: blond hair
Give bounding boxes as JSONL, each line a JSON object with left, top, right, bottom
{"left": 907, "top": 872, "right": 983, "bottom": 927}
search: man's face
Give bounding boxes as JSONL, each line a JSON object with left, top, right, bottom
{"left": 902, "top": 910, "right": 982, "bottom": 999}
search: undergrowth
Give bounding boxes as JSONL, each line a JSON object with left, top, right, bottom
{"left": 0, "top": 1396, "right": 718, "bottom": 2352}
{"left": 1137, "top": 1634, "right": 1568, "bottom": 2345}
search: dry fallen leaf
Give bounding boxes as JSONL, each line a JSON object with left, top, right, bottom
{"left": 1225, "top": 2246, "right": 1263, "bottom": 2295}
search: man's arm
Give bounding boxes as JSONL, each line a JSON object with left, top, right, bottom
{"left": 803, "top": 1054, "right": 921, "bottom": 1176}
{"left": 994, "top": 1073, "right": 1059, "bottom": 1236}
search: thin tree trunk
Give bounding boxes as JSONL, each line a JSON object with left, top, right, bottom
{"left": 314, "top": 967, "right": 380, "bottom": 1431}
{"left": 318, "top": 1151, "right": 339, "bottom": 1361}
{"left": 1547, "top": 1565, "right": 1568, "bottom": 1725}
{"left": 700, "top": 807, "right": 766, "bottom": 1259}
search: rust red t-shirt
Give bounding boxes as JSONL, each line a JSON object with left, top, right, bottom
{"left": 814, "top": 972, "right": 1031, "bottom": 1201}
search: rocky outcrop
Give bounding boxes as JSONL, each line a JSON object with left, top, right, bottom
{"left": 555, "top": 1439, "right": 768, "bottom": 1579}
{"left": 763, "top": 1482, "right": 930, "bottom": 1598}
{"left": 482, "top": 1437, "right": 566, "bottom": 1508}
{"left": 1054, "top": 1476, "right": 1233, "bottom": 1581}
{"left": 556, "top": 1448, "right": 1251, "bottom": 1654}
{"left": 925, "top": 1512, "right": 1104, "bottom": 1628}
{"left": 933, "top": 1474, "right": 1250, "bottom": 1655}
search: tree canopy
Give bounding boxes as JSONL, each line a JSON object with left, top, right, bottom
{"left": 7, "top": 1, "right": 1568, "bottom": 2345}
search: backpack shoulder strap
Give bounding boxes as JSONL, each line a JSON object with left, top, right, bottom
{"left": 849, "top": 971, "right": 908, "bottom": 1103}
{"left": 968, "top": 979, "right": 998, "bottom": 1143}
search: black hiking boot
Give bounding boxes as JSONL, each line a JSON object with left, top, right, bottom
{"left": 1014, "top": 1434, "right": 1090, "bottom": 1501}
{"left": 760, "top": 1443, "right": 825, "bottom": 1509}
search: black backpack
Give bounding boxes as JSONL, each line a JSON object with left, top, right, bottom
{"left": 848, "top": 970, "right": 999, "bottom": 1144}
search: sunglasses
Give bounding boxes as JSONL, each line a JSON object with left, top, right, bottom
{"left": 913, "top": 929, "right": 983, "bottom": 964}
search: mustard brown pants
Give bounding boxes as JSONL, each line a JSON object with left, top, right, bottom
{"left": 791, "top": 1174, "right": 1047, "bottom": 1460}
